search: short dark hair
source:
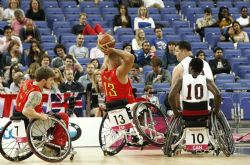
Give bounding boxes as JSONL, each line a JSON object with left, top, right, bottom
{"left": 189, "top": 58, "right": 203, "bottom": 73}
{"left": 35, "top": 66, "right": 55, "bottom": 82}
{"left": 54, "top": 43, "right": 66, "bottom": 55}
{"left": 142, "top": 40, "right": 150, "bottom": 46}
{"left": 176, "top": 41, "right": 191, "bottom": 51}
{"left": 196, "top": 50, "right": 205, "bottom": 57}
{"left": 64, "top": 54, "right": 75, "bottom": 62}
{"left": 154, "top": 26, "right": 162, "bottom": 33}
{"left": 151, "top": 57, "right": 162, "bottom": 67}
{"left": 3, "top": 25, "right": 12, "bottom": 33}
{"left": 213, "top": 47, "right": 223, "bottom": 53}
{"left": 204, "top": 7, "right": 212, "bottom": 14}
{"left": 241, "top": 6, "right": 248, "bottom": 11}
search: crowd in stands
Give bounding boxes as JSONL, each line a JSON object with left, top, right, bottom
{"left": 0, "top": 0, "right": 250, "bottom": 117}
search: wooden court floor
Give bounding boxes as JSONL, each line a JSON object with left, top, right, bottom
{"left": 0, "top": 147, "right": 249, "bottom": 165}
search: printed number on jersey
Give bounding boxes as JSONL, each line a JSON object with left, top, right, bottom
{"left": 108, "top": 108, "right": 133, "bottom": 131}
{"left": 186, "top": 84, "right": 204, "bottom": 100}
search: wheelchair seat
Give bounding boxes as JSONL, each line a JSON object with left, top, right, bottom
{"left": 105, "top": 99, "right": 128, "bottom": 111}
{"left": 10, "top": 115, "right": 28, "bottom": 121}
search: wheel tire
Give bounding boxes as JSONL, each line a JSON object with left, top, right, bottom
{"left": 27, "top": 117, "right": 71, "bottom": 162}
{"left": 132, "top": 102, "right": 168, "bottom": 147}
{"left": 99, "top": 113, "right": 126, "bottom": 156}
{"left": 0, "top": 121, "right": 33, "bottom": 162}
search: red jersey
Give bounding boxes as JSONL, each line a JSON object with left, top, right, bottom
{"left": 16, "top": 80, "right": 43, "bottom": 113}
{"left": 101, "top": 68, "right": 135, "bottom": 103}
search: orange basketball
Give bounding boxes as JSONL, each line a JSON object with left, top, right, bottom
{"left": 98, "top": 33, "right": 115, "bottom": 49}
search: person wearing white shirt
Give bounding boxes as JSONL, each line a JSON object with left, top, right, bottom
{"left": 236, "top": 6, "right": 250, "bottom": 27}
{"left": 68, "top": 34, "right": 89, "bottom": 58}
{"left": 132, "top": 28, "right": 146, "bottom": 51}
{"left": 90, "top": 46, "right": 104, "bottom": 59}
{"left": 134, "top": 6, "right": 155, "bottom": 31}
{"left": 142, "top": 0, "right": 165, "bottom": 9}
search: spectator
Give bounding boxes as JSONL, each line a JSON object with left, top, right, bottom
{"left": 68, "top": 34, "right": 89, "bottom": 58}
{"left": 141, "top": 85, "right": 160, "bottom": 107}
{"left": 236, "top": 6, "right": 250, "bottom": 27}
{"left": 51, "top": 43, "right": 67, "bottom": 68}
{"left": 232, "top": 21, "right": 249, "bottom": 43}
{"left": 78, "top": 63, "right": 95, "bottom": 90}
{"left": 23, "top": 62, "right": 40, "bottom": 80}
{"left": 132, "top": 28, "right": 146, "bottom": 51}
{"left": 129, "top": 64, "right": 144, "bottom": 83}
{"left": 11, "top": 9, "right": 31, "bottom": 35}
{"left": 26, "top": 40, "right": 45, "bottom": 66}
{"left": 196, "top": 50, "right": 206, "bottom": 61}
{"left": 3, "top": 0, "right": 21, "bottom": 23}
{"left": 40, "top": 54, "right": 51, "bottom": 67}
{"left": 151, "top": 26, "right": 167, "bottom": 52}
{"left": 5, "top": 63, "right": 21, "bottom": 86}
{"left": 0, "top": 76, "right": 10, "bottom": 94}
{"left": 71, "top": 13, "right": 105, "bottom": 35}
{"left": 196, "top": 7, "right": 216, "bottom": 40}
{"left": 142, "top": 0, "right": 165, "bottom": 9}
{"left": 25, "top": 0, "right": 45, "bottom": 21}
{"left": 0, "top": 25, "right": 23, "bottom": 54}
{"left": 220, "top": 26, "right": 235, "bottom": 42}
{"left": 0, "top": 4, "right": 3, "bottom": 21}
{"left": 52, "top": 68, "right": 64, "bottom": 93}
{"left": 89, "top": 43, "right": 104, "bottom": 59}
{"left": 136, "top": 40, "right": 155, "bottom": 67}
{"left": 162, "top": 41, "right": 178, "bottom": 69}
{"left": 118, "top": 0, "right": 143, "bottom": 7}
{"left": 60, "top": 55, "right": 83, "bottom": 81}
{"left": 59, "top": 68, "right": 84, "bottom": 93}
{"left": 134, "top": 6, "right": 155, "bottom": 31}
{"left": 216, "top": 6, "right": 234, "bottom": 31}
{"left": 145, "top": 57, "right": 171, "bottom": 85}
{"left": 113, "top": 4, "right": 132, "bottom": 32}
{"left": 90, "top": 58, "right": 101, "bottom": 69}
{"left": 19, "top": 19, "right": 41, "bottom": 43}
{"left": 209, "top": 47, "right": 231, "bottom": 76}
{"left": 9, "top": 71, "right": 24, "bottom": 93}
{"left": 2, "top": 40, "right": 23, "bottom": 71}
{"left": 123, "top": 42, "right": 137, "bottom": 63}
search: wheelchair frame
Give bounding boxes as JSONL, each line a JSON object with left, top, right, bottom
{"left": 0, "top": 115, "right": 74, "bottom": 162}
{"left": 99, "top": 101, "right": 169, "bottom": 156}
{"left": 163, "top": 111, "right": 235, "bottom": 157}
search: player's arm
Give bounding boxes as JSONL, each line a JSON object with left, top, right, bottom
{"left": 171, "top": 65, "right": 183, "bottom": 87}
{"left": 206, "top": 78, "right": 221, "bottom": 115}
{"left": 22, "top": 91, "right": 47, "bottom": 120}
{"left": 109, "top": 48, "right": 135, "bottom": 81}
{"left": 168, "top": 78, "right": 182, "bottom": 116}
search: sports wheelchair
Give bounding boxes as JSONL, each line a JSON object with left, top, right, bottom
{"left": 99, "top": 99, "right": 169, "bottom": 156}
{"left": 0, "top": 113, "right": 74, "bottom": 162}
{"left": 162, "top": 111, "right": 235, "bottom": 157}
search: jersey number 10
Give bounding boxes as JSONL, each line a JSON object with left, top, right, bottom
{"left": 186, "top": 84, "right": 204, "bottom": 100}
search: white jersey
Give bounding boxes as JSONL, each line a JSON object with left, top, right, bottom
{"left": 180, "top": 56, "right": 214, "bottom": 99}
{"left": 180, "top": 74, "right": 209, "bottom": 110}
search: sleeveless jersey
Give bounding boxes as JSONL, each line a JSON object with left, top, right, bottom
{"left": 180, "top": 56, "right": 214, "bottom": 99}
{"left": 16, "top": 80, "right": 43, "bottom": 113}
{"left": 101, "top": 68, "right": 135, "bottom": 103}
{"left": 180, "top": 74, "right": 209, "bottom": 116}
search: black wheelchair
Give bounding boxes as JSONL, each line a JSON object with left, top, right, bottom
{"left": 0, "top": 112, "right": 75, "bottom": 162}
{"left": 162, "top": 111, "right": 235, "bottom": 157}
{"left": 99, "top": 99, "right": 169, "bottom": 156}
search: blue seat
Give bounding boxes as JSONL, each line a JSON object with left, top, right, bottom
{"left": 215, "top": 79, "right": 235, "bottom": 89}
{"left": 228, "top": 7, "right": 240, "bottom": 14}
{"left": 237, "top": 42, "right": 250, "bottom": 50}
{"left": 99, "top": 1, "right": 114, "bottom": 8}
{"left": 216, "top": 42, "right": 235, "bottom": 50}
{"left": 77, "top": 58, "right": 91, "bottom": 65}
{"left": 61, "top": 35, "right": 76, "bottom": 45}
{"left": 223, "top": 82, "right": 248, "bottom": 91}
{"left": 162, "top": 28, "right": 176, "bottom": 35}
{"left": 63, "top": 7, "right": 81, "bottom": 15}
{"left": 191, "top": 42, "right": 209, "bottom": 50}
{"left": 162, "top": 14, "right": 181, "bottom": 22}
{"left": 238, "top": 65, "right": 250, "bottom": 78}
{"left": 224, "top": 49, "right": 241, "bottom": 59}
{"left": 65, "top": 14, "right": 78, "bottom": 22}
{"left": 47, "top": 15, "right": 65, "bottom": 29}
{"left": 38, "top": 28, "right": 51, "bottom": 36}
{"left": 216, "top": 1, "right": 232, "bottom": 8}
{"left": 180, "top": 1, "right": 197, "bottom": 16}
{"left": 128, "top": 8, "right": 138, "bottom": 15}
{"left": 87, "top": 15, "right": 102, "bottom": 22}
{"left": 85, "top": 42, "right": 96, "bottom": 49}
{"left": 118, "top": 35, "right": 134, "bottom": 43}
{"left": 177, "top": 28, "right": 194, "bottom": 35}
{"left": 152, "top": 83, "right": 170, "bottom": 91}
{"left": 148, "top": 8, "right": 159, "bottom": 14}
{"left": 198, "top": 1, "right": 214, "bottom": 9}
{"left": 163, "top": 1, "right": 175, "bottom": 8}
{"left": 42, "top": 1, "right": 59, "bottom": 8}
{"left": 45, "top": 8, "right": 63, "bottom": 15}
{"left": 234, "top": 1, "right": 250, "bottom": 9}
{"left": 55, "top": 28, "right": 72, "bottom": 40}
{"left": 59, "top": 1, "right": 77, "bottom": 8}
{"left": 201, "top": 49, "right": 214, "bottom": 58}
{"left": 0, "top": 21, "right": 8, "bottom": 29}
{"left": 216, "top": 73, "right": 235, "bottom": 81}
{"left": 52, "top": 21, "right": 71, "bottom": 32}
{"left": 115, "top": 42, "right": 123, "bottom": 49}
{"left": 240, "top": 98, "right": 250, "bottom": 119}
{"left": 158, "top": 93, "right": 167, "bottom": 106}
{"left": 243, "top": 73, "right": 250, "bottom": 79}
{"left": 80, "top": 1, "right": 97, "bottom": 9}
{"left": 84, "top": 35, "right": 98, "bottom": 43}
{"left": 42, "top": 43, "right": 56, "bottom": 51}
{"left": 143, "top": 28, "right": 154, "bottom": 35}
{"left": 132, "top": 83, "right": 145, "bottom": 89}
{"left": 41, "top": 35, "right": 55, "bottom": 43}
{"left": 34, "top": 21, "right": 48, "bottom": 28}
{"left": 101, "top": 8, "right": 118, "bottom": 15}
{"left": 160, "top": 7, "right": 177, "bottom": 15}
{"left": 165, "top": 34, "right": 181, "bottom": 42}
{"left": 83, "top": 8, "right": 101, "bottom": 15}
{"left": 221, "top": 97, "right": 235, "bottom": 120}
{"left": 103, "top": 14, "right": 114, "bottom": 23}
{"left": 183, "top": 35, "right": 201, "bottom": 42}
{"left": 115, "top": 28, "right": 134, "bottom": 36}
{"left": 171, "top": 21, "right": 190, "bottom": 28}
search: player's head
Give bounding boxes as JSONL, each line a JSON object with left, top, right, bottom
{"left": 35, "top": 66, "right": 55, "bottom": 89}
{"left": 175, "top": 41, "right": 192, "bottom": 62}
{"left": 189, "top": 58, "right": 203, "bottom": 75}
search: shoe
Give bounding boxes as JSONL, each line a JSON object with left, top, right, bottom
{"left": 41, "top": 144, "right": 60, "bottom": 157}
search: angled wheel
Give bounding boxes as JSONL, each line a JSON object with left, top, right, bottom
{"left": 0, "top": 120, "right": 33, "bottom": 161}
{"left": 132, "top": 102, "right": 168, "bottom": 147}
{"left": 27, "top": 116, "right": 71, "bottom": 162}
{"left": 212, "top": 111, "right": 235, "bottom": 157}
{"left": 99, "top": 113, "right": 126, "bottom": 156}
{"left": 162, "top": 116, "right": 183, "bottom": 157}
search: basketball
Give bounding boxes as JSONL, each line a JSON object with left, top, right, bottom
{"left": 98, "top": 33, "right": 115, "bottom": 49}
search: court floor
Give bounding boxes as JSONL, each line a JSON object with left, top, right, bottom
{"left": 0, "top": 146, "right": 249, "bottom": 165}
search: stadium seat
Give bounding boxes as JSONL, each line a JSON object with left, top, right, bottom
{"left": 198, "top": 1, "right": 214, "bottom": 9}
{"left": 83, "top": 8, "right": 101, "bottom": 15}
{"left": 45, "top": 8, "right": 63, "bottom": 15}
{"left": 216, "top": 42, "right": 235, "bottom": 50}
{"left": 237, "top": 42, "right": 250, "bottom": 50}
{"left": 148, "top": 8, "right": 159, "bottom": 14}
{"left": 165, "top": 34, "right": 181, "bottom": 42}
{"left": 177, "top": 28, "right": 194, "bottom": 35}
{"left": 38, "top": 28, "right": 52, "bottom": 36}
{"left": 59, "top": 1, "right": 77, "bottom": 8}
{"left": 240, "top": 98, "right": 250, "bottom": 119}
{"left": 216, "top": 73, "right": 235, "bottom": 81}
{"left": 41, "top": 35, "right": 55, "bottom": 43}
{"left": 63, "top": 7, "right": 81, "bottom": 15}
{"left": 99, "top": 1, "right": 114, "bottom": 8}
{"left": 132, "top": 83, "right": 145, "bottom": 89}
{"left": 52, "top": 21, "right": 71, "bottom": 32}
{"left": 162, "top": 28, "right": 176, "bottom": 35}
{"left": 160, "top": 7, "right": 177, "bottom": 15}
{"left": 224, "top": 49, "right": 241, "bottom": 59}
{"left": 42, "top": 43, "right": 56, "bottom": 51}
{"left": 163, "top": 1, "right": 175, "bottom": 8}
{"left": 115, "top": 28, "right": 134, "bottom": 36}
{"left": 77, "top": 58, "right": 91, "bottom": 65}
{"left": 216, "top": 1, "right": 232, "bottom": 8}
{"left": 223, "top": 82, "right": 249, "bottom": 91}
{"left": 128, "top": 8, "right": 139, "bottom": 15}
{"left": 118, "top": 35, "right": 134, "bottom": 43}
{"left": 183, "top": 35, "right": 201, "bottom": 42}
{"left": 221, "top": 97, "right": 235, "bottom": 120}
{"left": 80, "top": 1, "right": 97, "bottom": 9}
{"left": 34, "top": 21, "right": 48, "bottom": 28}
{"left": 101, "top": 8, "right": 118, "bottom": 15}
{"left": 42, "top": 1, "right": 59, "bottom": 9}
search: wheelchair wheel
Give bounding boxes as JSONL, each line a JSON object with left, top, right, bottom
{"left": 27, "top": 116, "right": 71, "bottom": 162}
{"left": 212, "top": 111, "right": 235, "bottom": 157}
{"left": 99, "top": 113, "right": 126, "bottom": 156}
{"left": 162, "top": 116, "right": 183, "bottom": 157}
{"left": 0, "top": 121, "right": 33, "bottom": 161}
{"left": 132, "top": 102, "right": 168, "bottom": 147}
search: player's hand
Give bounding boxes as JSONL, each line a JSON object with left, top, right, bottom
{"left": 99, "top": 45, "right": 110, "bottom": 55}
{"left": 40, "top": 113, "right": 48, "bottom": 120}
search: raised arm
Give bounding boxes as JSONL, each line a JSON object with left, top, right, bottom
{"left": 22, "top": 91, "right": 47, "bottom": 120}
